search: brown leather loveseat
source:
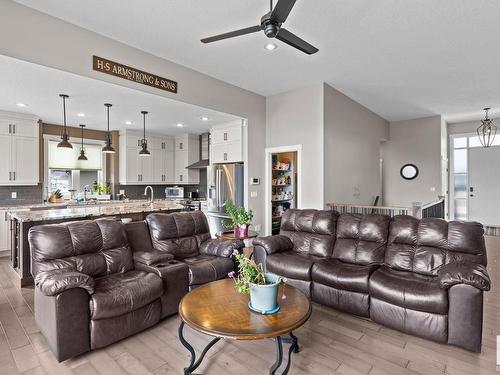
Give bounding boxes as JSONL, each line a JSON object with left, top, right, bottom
{"left": 253, "top": 209, "right": 491, "bottom": 352}
{"left": 28, "top": 211, "right": 243, "bottom": 361}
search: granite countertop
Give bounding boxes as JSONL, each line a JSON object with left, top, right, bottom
{"left": 8, "top": 201, "right": 184, "bottom": 222}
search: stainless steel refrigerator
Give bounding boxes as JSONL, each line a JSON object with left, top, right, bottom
{"left": 205, "top": 163, "right": 244, "bottom": 237}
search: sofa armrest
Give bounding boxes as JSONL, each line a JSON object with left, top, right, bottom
{"left": 438, "top": 262, "right": 491, "bottom": 291}
{"left": 35, "top": 269, "right": 94, "bottom": 296}
{"left": 133, "top": 250, "right": 174, "bottom": 266}
{"left": 252, "top": 235, "right": 293, "bottom": 255}
{"left": 199, "top": 239, "right": 244, "bottom": 258}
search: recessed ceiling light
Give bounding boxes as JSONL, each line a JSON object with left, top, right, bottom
{"left": 125, "top": 121, "right": 132, "bottom": 125}
{"left": 16, "top": 102, "right": 27, "bottom": 107}
{"left": 176, "top": 123, "right": 184, "bottom": 128}
{"left": 77, "top": 113, "right": 85, "bottom": 117}
{"left": 264, "top": 43, "right": 278, "bottom": 51}
{"left": 201, "top": 116, "right": 209, "bottom": 121}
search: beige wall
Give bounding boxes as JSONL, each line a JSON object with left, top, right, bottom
{"left": 323, "top": 83, "right": 389, "bottom": 206}
{"left": 381, "top": 116, "right": 444, "bottom": 207}
{"left": 0, "top": 0, "right": 266, "bottom": 230}
{"left": 266, "top": 84, "right": 325, "bottom": 209}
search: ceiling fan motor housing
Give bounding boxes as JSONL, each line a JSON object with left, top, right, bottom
{"left": 261, "top": 14, "right": 280, "bottom": 38}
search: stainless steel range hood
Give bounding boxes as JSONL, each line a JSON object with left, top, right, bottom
{"left": 187, "top": 132, "right": 210, "bottom": 169}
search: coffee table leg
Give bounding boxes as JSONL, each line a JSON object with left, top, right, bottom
{"left": 269, "top": 336, "right": 284, "bottom": 375}
{"left": 269, "top": 332, "right": 300, "bottom": 375}
{"left": 178, "top": 321, "right": 220, "bottom": 375}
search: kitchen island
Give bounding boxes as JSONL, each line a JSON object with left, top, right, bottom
{"left": 8, "top": 200, "right": 184, "bottom": 287}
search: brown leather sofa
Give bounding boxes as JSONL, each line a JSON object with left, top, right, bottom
{"left": 253, "top": 209, "right": 491, "bottom": 352}
{"left": 28, "top": 211, "right": 243, "bottom": 361}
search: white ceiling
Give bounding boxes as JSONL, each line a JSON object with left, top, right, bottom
{"left": 13, "top": 0, "right": 500, "bottom": 122}
{"left": 0, "top": 55, "right": 239, "bottom": 134}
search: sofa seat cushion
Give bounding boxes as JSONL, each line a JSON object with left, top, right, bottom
{"left": 182, "top": 255, "right": 234, "bottom": 285}
{"left": 369, "top": 266, "right": 448, "bottom": 314}
{"left": 90, "top": 270, "right": 163, "bottom": 319}
{"left": 266, "top": 251, "right": 322, "bottom": 281}
{"left": 312, "top": 259, "right": 378, "bottom": 294}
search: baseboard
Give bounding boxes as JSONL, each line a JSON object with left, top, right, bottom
{"left": 0, "top": 250, "right": 10, "bottom": 259}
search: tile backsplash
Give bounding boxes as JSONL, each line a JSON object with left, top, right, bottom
{"left": 0, "top": 184, "right": 43, "bottom": 207}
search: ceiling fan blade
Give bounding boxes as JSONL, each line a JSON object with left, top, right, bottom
{"left": 271, "top": 0, "right": 297, "bottom": 23}
{"left": 201, "top": 25, "right": 261, "bottom": 43}
{"left": 275, "top": 28, "right": 318, "bottom": 54}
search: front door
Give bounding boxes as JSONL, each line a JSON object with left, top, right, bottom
{"left": 468, "top": 146, "right": 500, "bottom": 226}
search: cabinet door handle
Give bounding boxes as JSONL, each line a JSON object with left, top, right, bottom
{"left": 224, "top": 152, "right": 227, "bottom": 161}
{"left": 9, "top": 172, "right": 11, "bottom": 181}
{"left": 13, "top": 172, "right": 15, "bottom": 181}
{"left": 13, "top": 124, "right": 15, "bottom": 134}
{"left": 224, "top": 132, "right": 227, "bottom": 141}
{"left": 8, "top": 124, "right": 11, "bottom": 134}
{"left": 180, "top": 175, "right": 183, "bottom": 182}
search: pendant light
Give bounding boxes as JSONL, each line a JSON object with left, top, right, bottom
{"left": 139, "top": 111, "right": 150, "bottom": 156}
{"left": 477, "top": 108, "right": 498, "bottom": 148}
{"left": 102, "top": 103, "right": 116, "bottom": 154}
{"left": 57, "top": 94, "right": 73, "bottom": 148}
{"left": 77, "top": 124, "right": 88, "bottom": 160}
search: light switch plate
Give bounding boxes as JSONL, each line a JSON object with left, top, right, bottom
{"left": 11, "top": 192, "right": 17, "bottom": 199}
{"left": 119, "top": 189, "right": 125, "bottom": 195}
{"left": 254, "top": 224, "right": 261, "bottom": 232}
{"left": 250, "top": 191, "right": 258, "bottom": 198}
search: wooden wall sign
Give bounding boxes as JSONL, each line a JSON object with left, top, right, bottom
{"left": 93, "top": 55, "right": 177, "bottom": 94}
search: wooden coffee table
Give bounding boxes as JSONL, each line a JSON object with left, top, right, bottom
{"left": 178, "top": 279, "right": 311, "bottom": 375}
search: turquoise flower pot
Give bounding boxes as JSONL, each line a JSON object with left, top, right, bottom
{"left": 249, "top": 273, "right": 281, "bottom": 313}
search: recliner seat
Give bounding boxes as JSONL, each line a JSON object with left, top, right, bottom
{"left": 253, "top": 209, "right": 491, "bottom": 352}
{"left": 29, "top": 211, "right": 244, "bottom": 361}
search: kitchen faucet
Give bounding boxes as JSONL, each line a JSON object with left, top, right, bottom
{"left": 83, "top": 185, "right": 91, "bottom": 201}
{"left": 144, "top": 185, "right": 154, "bottom": 204}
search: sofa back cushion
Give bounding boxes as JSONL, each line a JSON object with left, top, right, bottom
{"left": 146, "top": 211, "right": 211, "bottom": 259}
{"left": 29, "top": 219, "right": 133, "bottom": 278}
{"left": 385, "top": 215, "right": 487, "bottom": 276}
{"left": 279, "top": 209, "right": 338, "bottom": 257}
{"left": 333, "top": 213, "right": 390, "bottom": 265}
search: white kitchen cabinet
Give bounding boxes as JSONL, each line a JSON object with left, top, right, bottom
{"left": 0, "top": 113, "right": 39, "bottom": 185}
{"left": 174, "top": 134, "right": 199, "bottom": 184}
{"left": 12, "top": 136, "right": 39, "bottom": 184}
{"left": 120, "top": 130, "right": 177, "bottom": 184}
{"left": 0, "top": 210, "right": 10, "bottom": 251}
{"left": 210, "top": 121, "right": 243, "bottom": 164}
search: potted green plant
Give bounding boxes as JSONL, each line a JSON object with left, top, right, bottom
{"left": 229, "top": 251, "right": 286, "bottom": 314}
{"left": 224, "top": 200, "right": 253, "bottom": 238}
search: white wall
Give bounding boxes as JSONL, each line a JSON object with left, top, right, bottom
{"left": 448, "top": 117, "right": 500, "bottom": 135}
{"left": 381, "top": 116, "right": 444, "bottom": 207}
{"left": 0, "top": 1, "right": 266, "bottom": 230}
{"left": 323, "top": 84, "right": 389, "bottom": 206}
{"left": 266, "top": 84, "right": 324, "bottom": 209}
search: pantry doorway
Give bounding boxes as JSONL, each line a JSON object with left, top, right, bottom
{"left": 264, "top": 145, "right": 302, "bottom": 235}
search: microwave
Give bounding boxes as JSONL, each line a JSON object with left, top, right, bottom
{"left": 165, "top": 186, "right": 184, "bottom": 199}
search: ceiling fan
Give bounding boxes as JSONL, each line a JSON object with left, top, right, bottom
{"left": 200, "top": 0, "right": 318, "bottom": 55}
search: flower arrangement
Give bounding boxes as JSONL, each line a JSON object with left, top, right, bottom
{"left": 224, "top": 200, "right": 253, "bottom": 237}
{"left": 229, "top": 250, "right": 286, "bottom": 301}
{"left": 224, "top": 200, "right": 253, "bottom": 228}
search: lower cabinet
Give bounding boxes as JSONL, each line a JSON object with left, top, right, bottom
{"left": 0, "top": 211, "right": 10, "bottom": 252}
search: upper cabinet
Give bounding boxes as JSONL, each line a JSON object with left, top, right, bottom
{"left": 174, "top": 134, "right": 199, "bottom": 184}
{"left": 119, "top": 130, "right": 175, "bottom": 185}
{"left": 0, "top": 113, "right": 39, "bottom": 186}
{"left": 210, "top": 121, "right": 243, "bottom": 164}
{"left": 120, "top": 131, "right": 199, "bottom": 185}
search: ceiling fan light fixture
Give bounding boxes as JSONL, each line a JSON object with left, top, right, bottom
{"left": 477, "top": 107, "right": 498, "bottom": 148}
{"left": 264, "top": 42, "right": 278, "bottom": 51}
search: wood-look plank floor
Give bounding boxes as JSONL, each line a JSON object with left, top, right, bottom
{"left": 0, "top": 237, "right": 499, "bottom": 374}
